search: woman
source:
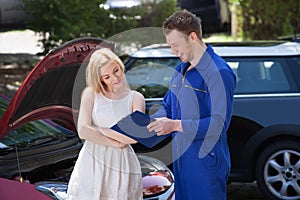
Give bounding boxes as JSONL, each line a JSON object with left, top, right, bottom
{"left": 67, "top": 48, "right": 145, "bottom": 200}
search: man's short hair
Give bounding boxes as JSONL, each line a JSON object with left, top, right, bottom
{"left": 162, "top": 10, "right": 202, "bottom": 39}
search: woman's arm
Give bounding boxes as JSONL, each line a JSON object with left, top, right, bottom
{"left": 132, "top": 91, "right": 146, "bottom": 112}
{"left": 101, "top": 91, "right": 146, "bottom": 144}
{"left": 77, "top": 87, "right": 125, "bottom": 148}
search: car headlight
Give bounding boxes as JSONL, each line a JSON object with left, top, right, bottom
{"left": 138, "top": 155, "right": 174, "bottom": 200}
{"left": 35, "top": 182, "right": 68, "bottom": 200}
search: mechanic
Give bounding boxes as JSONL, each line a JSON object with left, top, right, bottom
{"left": 147, "top": 10, "right": 236, "bottom": 200}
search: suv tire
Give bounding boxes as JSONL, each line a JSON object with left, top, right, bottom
{"left": 256, "top": 140, "right": 300, "bottom": 200}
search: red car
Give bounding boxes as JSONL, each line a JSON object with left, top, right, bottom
{"left": 0, "top": 37, "right": 174, "bottom": 200}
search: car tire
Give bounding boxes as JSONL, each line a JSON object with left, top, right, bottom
{"left": 255, "top": 140, "right": 300, "bottom": 200}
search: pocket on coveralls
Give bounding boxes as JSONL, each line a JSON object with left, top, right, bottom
{"left": 196, "top": 140, "right": 219, "bottom": 169}
{"left": 202, "top": 147, "right": 218, "bottom": 169}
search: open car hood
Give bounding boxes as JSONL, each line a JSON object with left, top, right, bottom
{"left": 0, "top": 37, "right": 113, "bottom": 138}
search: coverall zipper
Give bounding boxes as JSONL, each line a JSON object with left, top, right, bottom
{"left": 175, "top": 66, "right": 189, "bottom": 170}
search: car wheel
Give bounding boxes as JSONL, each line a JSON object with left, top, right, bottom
{"left": 256, "top": 140, "right": 300, "bottom": 200}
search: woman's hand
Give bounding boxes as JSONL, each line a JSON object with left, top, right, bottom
{"left": 107, "top": 137, "right": 127, "bottom": 148}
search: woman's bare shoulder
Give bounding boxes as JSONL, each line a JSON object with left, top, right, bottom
{"left": 80, "top": 87, "right": 96, "bottom": 104}
{"left": 132, "top": 90, "right": 145, "bottom": 100}
{"left": 82, "top": 86, "right": 95, "bottom": 96}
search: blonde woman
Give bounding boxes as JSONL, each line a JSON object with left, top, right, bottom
{"left": 67, "top": 48, "right": 144, "bottom": 200}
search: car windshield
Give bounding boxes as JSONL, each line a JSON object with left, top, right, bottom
{"left": 125, "top": 57, "right": 181, "bottom": 98}
{"left": 0, "top": 96, "right": 75, "bottom": 149}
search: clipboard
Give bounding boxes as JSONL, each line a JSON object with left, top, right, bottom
{"left": 110, "top": 110, "right": 169, "bottom": 148}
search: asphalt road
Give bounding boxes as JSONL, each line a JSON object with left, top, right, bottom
{"left": 227, "top": 182, "right": 266, "bottom": 200}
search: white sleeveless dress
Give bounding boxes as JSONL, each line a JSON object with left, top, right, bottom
{"left": 67, "top": 91, "right": 143, "bottom": 200}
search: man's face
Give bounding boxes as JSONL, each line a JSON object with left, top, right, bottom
{"left": 165, "top": 30, "right": 192, "bottom": 63}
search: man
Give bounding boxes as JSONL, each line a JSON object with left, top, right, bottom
{"left": 147, "top": 10, "right": 236, "bottom": 199}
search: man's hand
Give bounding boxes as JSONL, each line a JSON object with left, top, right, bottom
{"left": 147, "top": 117, "right": 182, "bottom": 136}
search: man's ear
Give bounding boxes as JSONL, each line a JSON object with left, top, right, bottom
{"left": 189, "top": 32, "right": 198, "bottom": 41}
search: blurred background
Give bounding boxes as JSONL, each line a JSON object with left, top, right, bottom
{"left": 0, "top": 1, "right": 298, "bottom": 198}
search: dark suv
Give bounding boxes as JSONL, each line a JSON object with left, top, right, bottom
{"left": 124, "top": 41, "right": 300, "bottom": 200}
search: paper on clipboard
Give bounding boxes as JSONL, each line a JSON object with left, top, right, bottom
{"left": 110, "top": 110, "right": 169, "bottom": 148}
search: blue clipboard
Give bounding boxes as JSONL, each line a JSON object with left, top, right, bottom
{"left": 110, "top": 110, "right": 169, "bottom": 148}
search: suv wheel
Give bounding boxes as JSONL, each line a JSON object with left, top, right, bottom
{"left": 256, "top": 141, "right": 300, "bottom": 200}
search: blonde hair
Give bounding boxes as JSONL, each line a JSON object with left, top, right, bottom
{"left": 86, "top": 48, "right": 127, "bottom": 93}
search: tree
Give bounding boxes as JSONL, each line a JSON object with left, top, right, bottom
{"left": 22, "top": 0, "right": 178, "bottom": 55}
{"left": 229, "top": 0, "right": 300, "bottom": 40}
{"left": 22, "top": 0, "right": 111, "bottom": 54}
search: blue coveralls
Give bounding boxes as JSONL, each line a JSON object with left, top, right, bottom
{"left": 153, "top": 45, "right": 236, "bottom": 200}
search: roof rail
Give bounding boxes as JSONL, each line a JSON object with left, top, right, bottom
{"left": 292, "top": 38, "right": 300, "bottom": 43}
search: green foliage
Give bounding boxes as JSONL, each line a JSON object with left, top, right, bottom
{"left": 22, "top": 0, "right": 178, "bottom": 55}
{"left": 229, "top": 0, "right": 300, "bottom": 40}
{"left": 22, "top": 0, "right": 110, "bottom": 54}
{"left": 104, "top": 6, "right": 140, "bottom": 37}
{"left": 138, "top": 0, "right": 179, "bottom": 27}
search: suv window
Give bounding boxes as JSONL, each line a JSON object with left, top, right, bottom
{"left": 287, "top": 56, "right": 300, "bottom": 87}
{"left": 226, "top": 58, "right": 291, "bottom": 94}
{"left": 126, "top": 56, "right": 297, "bottom": 97}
